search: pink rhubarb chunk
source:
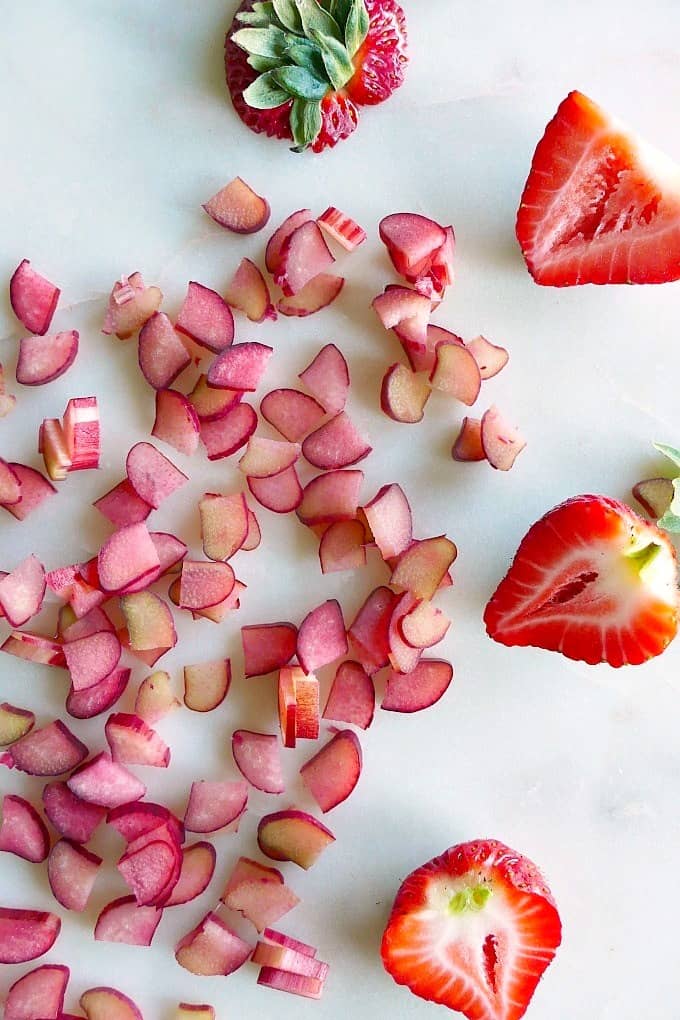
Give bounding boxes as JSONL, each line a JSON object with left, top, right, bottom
{"left": 382, "top": 659, "right": 454, "bottom": 712}
{"left": 175, "top": 912, "right": 252, "bottom": 976}
{"left": 184, "top": 780, "right": 248, "bottom": 834}
{"left": 0, "top": 794, "right": 50, "bottom": 862}
{"left": 176, "top": 281, "right": 235, "bottom": 353}
{"left": 232, "top": 730, "right": 284, "bottom": 794}
{"left": 4, "top": 963, "right": 70, "bottom": 1020}
{"left": 297, "top": 599, "right": 347, "bottom": 674}
{"left": 67, "top": 752, "right": 146, "bottom": 808}
{"left": 126, "top": 442, "right": 188, "bottom": 507}
{"left": 299, "top": 343, "right": 349, "bottom": 415}
{"left": 203, "top": 177, "right": 271, "bottom": 234}
{"left": 47, "top": 838, "right": 102, "bottom": 911}
{"left": 323, "top": 661, "right": 375, "bottom": 729}
{"left": 103, "top": 272, "right": 162, "bottom": 340}
{"left": 224, "top": 258, "right": 276, "bottom": 323}
{"left": 260, "top": 388, "right": 326, "bottom": 442}
{"left": 0, "top": 909, "right": 61, "bottom": 964}
{"left": 16, "top": 331, "right": 78, "bottom": 386}
{"left": 94, "top": 895, "right": 163, "bottom": 946}
{"left": 242, "top": 622, "right": 297, "bottom": 677}
{"left": 10, "top": 260, "right": 60, "bottom": 335}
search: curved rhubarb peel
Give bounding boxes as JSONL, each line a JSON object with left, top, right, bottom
{"left": 202, "top": 177, "right": 271, "bottom": 234}
{"left": 200, "top": 402, "right": 258, "bottom": 460}
{"left": 164, "top": 842, "right": 217, "bottom": 907}
{"left": 257, "top": 810, "right": 335, "bottom": 870}
{"left": 452, "top": 417, "right": 485, "bottom": 462}
{"left": 382, "top": 659, "right": 454, "bottom": 712}
{"left": 66, "top": 667, "right": 130, "bottom": 720}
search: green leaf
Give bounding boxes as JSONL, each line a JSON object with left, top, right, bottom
{"left": 231, "top": 25, "right": 289, "bottom": 58}
{"left": 273, "top": 0, "right": 304, "bottom": 32}
{"left": 289, "top": 97, "right": 323, "bottom": 149}
{"left": 247, "top": 53, "right": 282, "bottom": 72}
{"left": 329, "top": 0, "right": 353, "bottom": 25}
{"left": 243, "top": 71, "right": 292, "bottom": 109}
{"left": 310, "top": 28, "right": 354, "bottom": 89}
{"left": 344, "top": 0, "right": 369, "bottom": 56}
{"left": 236, "top": 2, "right": 281, "bottom": 28}
{"left": 274, "top": 64, "right": 329, "bottom": 100}
{"left": 653, "top": 442, "right": 680, "bottom": 470}
{"left": 658, "top": 477, "right": 680, "bottom": 532}
{"left": 295, "top": 0, "right": 342, "bottom": 42}
{"left": 284, "top": 38, "right": 328, "bottom": 81}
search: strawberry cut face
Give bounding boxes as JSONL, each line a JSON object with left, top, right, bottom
{"left": 381, "top": 840, "right": 562, "bottom": 1020}
{"left": 484, "top": 495, "right": 679, "bottom": 667}
{"left": 517, "top": 91, "right": 680, "bottom": 284}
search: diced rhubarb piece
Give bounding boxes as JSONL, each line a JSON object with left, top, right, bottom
{"left": 180, "top": 560, "right": 234, "bottom": 610}
{"left": 257, "top": 966, "right": 324, "bottom": 999}
{"left": 297, "top": 469, "right": 363, "bottom": 526}
{"left": 105, "top": 713, "right": 170, "bottom": 767}
{"left": 232, "top": 730, "right": 284, "bottom": 794}
{"left": 66, "top": 667, "right": 130, "bottom": 720}
{"left": 0, "top": 458, "right": 21, "bottom": 504}
{"left": 118, "top": 839, "right": 179, "bottom": 906}
{"left": 107, "top": 801, "right": 184, "bottom": 845}
{"left": 184, "top": 780, "right": 248, "bottom": 834}
{"left": 266, "top": 209, "right": 314, "bottom": 273}
{"left": 93, "top": 479, "right": 152, "bottom": 525}
{"left": 188, "top": 374, "right": 242, "bottom": 421}
{"left": 1, "top": 463, "right": 55, "bottom": 521}
{"left": 298, "top": 343, "right": 349, "bottom": 415}
{"left": 4, "top": 963, "right": 69, "bottom": 1020}
{"left": 278, "top": 667, "right": 297, "bottom": 748}
{"left": 348, "top": 586, "right": 397, "bottom": 674}
{"left": 10, "top": 260, "right": 60, "bottom": 335}
{"left": 16, "top": 331, "right": 78, "bottom": 386}
{"left": 240, "top": 436, "right": 301, "bottom": 478}
{"left": 189, "top": 578, "right": 246, "bottom": 623}
{"left": 97, "top": 523, "right": 160, "bottom": 593}
{"left": 388, "top": 592, "right": 421, "bottom": 674}
{"left": 176, "top": 1005, "right": 215, "bottom": 1019}
{"left": 0, "top": 909, "right": 61, "bottom": 964}
{"left": 164, "top": 842, "right": 216, "bottom": 907}
{"left": 1, "top": 630, "right": 65, "bottom": 667}
{"left": 200, "top": 402, "right": 258, "bottom": 459}
{"left": 317, "top": 206, "right": 366, "bottom": 251}
{"left": 94, "top": 895, "right": 162, "bottom": 946}
{"left": 203, "top": 177, "right": 270, "bottom": 234}
{"left": 319, "top": 520, "right": 367, "bottom": 573}
{"left": 67, "top": 752, "right": 146, "bottom": 808}
{"left": 302, "top": 412, "right": 371, "bottom": 470}
{"left": 0, "top": 702, "right": 35, "bottom": 745}
{"left": 242, "top": 623, "right": 297, "bottom": 677}
{"left": 175, "top": 912, "right": 252, "bottom": 976}
{"left": 150, "top": 531, "right": 187, "bottom": 573}
{"left": 396, "top": 323, "right": 454, "bottom": 374}
{"left": 248, "top": 464, "right": 303, "bottom": 513}
{"left": 258, "top": 810, "right": 334, "bottom": 870}
{"left": 382, "top": 659, "right": 454, "bottom": 712}
{"left": 47, "top": 838, "right": 101, "bottom": 911}
{"left": 372, "top": 286, "right": 430, "bottom": 346}
{"left": 207, "top": 341, "right": 273, "bottom": 392}
{"left": 452, "top": 416, "right": 485, "bottom": 462}
{"left": 126, "top": 442, "right": 188, "bottom": 508}
{"left": 184, "top": 659, "right": 231, "bottom": 712}
{"left": 297, "top": 599, "right": 347, "bottom": 674}
{"left": 199, "top": 493, "right": 248, "bottom": 561}
{"left": 175, "top": 281, "right": 234, "bottom": 353}
{"left": 381, "top": 363, "right": 431, "bottom": 423}
{"left": 61, "top": 604, "right": 112, "bottom": 642}
{"left": 0, "top": 555, "right": 45, "bottom": 626}
{"left": 633, "top": 477, "right": 674, "bottom": 519}
{"left": 429, "top": 339, "right": 482, "bottom": 406}
{"left": 117, "top": 631, "right": 167, "bottom": 668}
{"left": 323, "top": 661, "right": 375, "bottom": 729}
{"left": 278, "top": 274, "right": 345, "bottom": 317}
{"left": 64, "top": 631, "right": 122, "bottom": 692}
{"left": 152, "top": 389, "right": 200, "bottom": 456}
{"left": 0, "top": 366, "right": 16, "bottom": 418}
{"left": 391, "top": 536, "right": 458, "bottom": 600}
{"left": 275, "top": 221, "right": 335, "bottom": 296}
{"left": 243, "top": 508, "right": 261, "bottom": 550}
{"left": 260, "top": 389, "right": 326, "bottom": 443}
{"left": 0, "top": 794, "right": 50, "bottom": 862}
{"left": 252, "top": 941, "right": 328, "bottom": 979}
{"left": 263, "top": 927, "right": 317, "bottom": 957}
{"left": 300, "top": 730, "right": 362, "bottom": 813}
{"left": 42, "top": 782, "right": 105, "bottom": 843}
{"left": 401, "top": 600, "right": 451, "bottom": 648}
{"left": 224, "top": 258, "right": 276, "bottom": 323}
{"left": 103, "top": 272, "right": 162, "bottom": 340}
{"left": 40, "top": 419, "right": 72, "bottom": 480}
{"left": 466, "top": 335, "right": 509, "bottom": 379}
{"left": 363, "top": 483, "right": 413, "bottom": 560}
{"left": 80, "top": 987, "right": 143, "bottom": 1020}
{"left": 135, "top": 670, "right": 180, "bottom": 723}
{"left": 120, "top": 591, "right": 176, "bottom": 652}
{"left": 227, "top": 880, "right": 299, "bottom": 934}
{"left": 10, "top": 721, "right": 87, "bottom": 777}
{"left": 222, "top": 857, "right": 284, "bottom": 900}
{"left": 63, "top": 395, "right": 100, "bottom": 470}
{"left": 379, "top": 214, "right": 447, "bottom": 278}
{"left": 480, "top": 405, "right": 526, "bottom": 470}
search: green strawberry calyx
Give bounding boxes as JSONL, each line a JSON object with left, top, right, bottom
{"left": 231, "top": 0, "right": 369, "bottom": 150}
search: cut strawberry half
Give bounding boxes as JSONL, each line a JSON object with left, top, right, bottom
{"left": 381, "top": 839, "right": 562, "bottom": 1020}
{"left": 484, "top": 494, "right": 679, "bottom": 667}
{"left": 517, "top": 90, "right": 680, "bottom": 285}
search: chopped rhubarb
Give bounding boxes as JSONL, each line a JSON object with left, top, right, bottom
{"left": 135, "top": 670, "right": 180, "bottom": 723}
{"left": 224, "top": 258, "right": 276, "bottom": 322}
{"left": 47, "top": 838, "right": 102, "bottom": 911}
{"left": 633, "top": 477, "right": 674, "bottom": 519}
{"left": 277, "top": 274, "right": 344, "bottom": 317}
{"left": 176, "top": 1006, "right": 215, "bottom": 1020}
{"left": 381, "top": 363, "right": 431, "bottom": 423}
{"left": 372, "top": 285, "right": 430, "bottom": 346}
{"left": 319, "top": 519, "right": 367, "bottom": 573}
{"left": 400, "top": 600, "right": 451, "bottom": 648}
{"left": 348, "top": 586, "right": 397, "bottom": 674}
{"left": 4, "top": 964, "right": 70, "bottom": 1020}
{"left": 152, "top": 389, "right": 200, "bottom": 455}
{"left": 126, "top": 442, "right": 188, "bottom": 507}
{"left": 240, "top": 436, "right": 301, "bottom": 478}
{"left": 42, "top": 782, "right": 105, "bottom": 843}
{"left": 363, "top": 483, "right": 413, "bottom": 560}
{"left": 66, "top": 667, "right": 130, "bottom": 720}
{"left": 97, "top": 523, "right": 161, "bottom": 593}
{"left": 63, "top": 395, "right": 100, "bottom": 470}
{"left": 452, "top": 416, "right": 485, "bottom": 461}
{"left": 103, "top": 272, "right": 162, "bottom": 339}
{"left": 260, "top": 388, "right": 326, "bottom": 442}
{"left": 1, "top": 630, "right": 64, "bottom": 667}
{"left": 175, "top": 912, "right": 252, "bottom": 976}
{"left": 118, "top": 839, "right": 179, "bottom": 906}
{"left": 302, "top": 412, "right": 371, "bottom": 470}
{"left": 94, "top": 895, "right": 162, "bottom": 946}
{"left": 200, "top": 402, "right": 258, "bottom": 459}
{"left": 79, "top": 987, "right": 144, "bottom": 1020}
{"left": 388, "top": 592, "right": 422, "bottom": 674}
{"left": 266, "top": 209, "right": 313, "bottom": 273}
{"left": 10, "top": 721, "right": 88, "bottom": 776}
{"left": 222, "top": 856, "right": 284, "bottom": 899}
{"left": 1, "top": 463, "right": 56, "bottom": 521}
{"left": 16, "top": 330, "right": 79, "bottom": 386}
{"left": 67, "top": 752, "right": 146, "bottom": 808}
{"left": 0, "top": 363, "right": 16, "bottom": 417}
{"left": 120, "top": 591, "right": 176, "bottom": 651}
{"left": 429, "top": 339, "right": 482, "bottom": 406}
{"left": 299, "top": 344, "right": 350, "bottom": 415}
{"left": 263, "top": 927, "right": 317, "bottom": 957}
{"left": 0, "top": 555, "right": 45, "bottom": 626}
{"left": 466, "top": 334, "right": 509, "bottom": 379}
{"left": 257, "top": 810, "right": 335, "bottom": 870}
{"left": 252, "top": 941, "right": 328, "bottom": 979}
{"left": 317, "top": 206, "right": 366, "bottom": 251}
{"left": 207, "top": 341, "right": 273, "bottom": 391}
{"left": 257, "top": 967, "right": 324, "bottom": 999}
{"left": 379, "top": 214, "right": 447, "bottom": 279}
{"left": 200, "top": 492, "right": 248, "bottom": 560}
{"left": 480, "top": 405, "right": 526, "bottom": 470}
{"left": 64, "top": 631, "right": 122, "bottom": 691}
{"left": 275, "top": 221, "right": 335, "bottom": 296}
{"left": 382, "top": 659, "right": 454, "bottom": 712}
{"left": 324, "top": 661, "right": 375, "bottom": 729}
{"left": 391, "top": 536, "right": 458, "bottom": 600}
{"left": 164, "top": 842, "right": 216, "bottom": 907}
{"left": 184, "top": 779, "right": 248, "bottom": 833}
{"left": 0, "top": 794, "right": 50, "bottom": 862}
{"left": 0, "top": 702, "right": 35, "bottom": 745}
{"left": 10, "top": 260, "right": 60, "bottom": 335}
{"left": 0, "top": 458, "right": 21, "bottom": 505}
{"left": 41, "top": 419, "right": 72, "bottom": 480}
{"left": 0, "top": 909, "right": 61, "bottom": 964}
{"left": 243, "top": 508, "right": 262, "bottom": 550}
{"left": 278, "top": 667, "right": 298, "bottom": 748}
{"left": 248, "top": 464, "right": 303, "bottom": 513}
{"left": 203, "top": 177, "right": 271, "bottom": 234}
{"left": 175, "top": 281, "right": 235, "bottom": 353}
{"left": 297, "top": 469, "right": 363, "bottom": 526}
{"left": 232, "top": 730, "right": 284, "bottom": 794}
{"left": 188, "top": 373, "right": 242, "bottom": 420}
{"left": 297, "top": 599, "right": 347, "bottom": 674}
{"left": 179, "top": 560, "right": 234, "bottom": 610}
{"left": 242, "top": 622, "right": 297, "bottom": 677}
{"left": 184, "top": 659, "right": 231, "bottom": 712}
{"left": 105, "top": 713, "right": 170, "bottom": 767}
{"left": 93, "top": 479, "right": 152, "bottom": 525}
{"left": 300, "top": 729, "right": 362, "bottom": 813}
{"left": 227, "top": 880, "right": 300, "bottom": 934}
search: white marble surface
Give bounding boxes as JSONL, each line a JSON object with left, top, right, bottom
{"left": 2, "top": 2, "right": 680, "bottom": 1017}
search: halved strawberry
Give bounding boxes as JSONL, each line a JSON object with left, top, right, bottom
{"left": 225, "top": 0, "right": 407, "bottom": 152}
{"left": 381, "top": 839, "right": 562, "bottom": 1020}
{"left": 484, "top": 495, "right": 678, "bottom": 667}
{"left": 517, "top": 91, "right": 680, "bottom": 285}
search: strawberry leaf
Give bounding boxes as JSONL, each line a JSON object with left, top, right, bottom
{"left": 310, "top": 28, "right": 355, "bottom": 89}
{"left": 247, "top": 53, "right": 283, "bottom": 72}
{"left": 295, "top": 0, "right": 343, "bottom": 42}
{"left": 285, "top": 38, "right": 328, "bottom": 81}
{"left": 236, "top": 2, "right": 283, "bottom": 28}
{"left": 274, "top": 65, "right": 329, "bottom": 101}
{"left": 273, "top": 0, "right": 304, "bottom": 32}
{"left": 658, "top": 478, "right": 680, "bottom": 533}
{"left": 231, "top": 25, "right": 290, "bottom": 58}
{"left": 243, "top": 71, "right": 292, "bottom": 109}
{"left": 327, "top": 0, "right": 353, "bottom": 24}
{"left": 344, "top": 0, "right": 369, "bottom": 56}
{"left": 290, "top": 97, "right": 323, "bottom": 149}
{"left": 654, "top": 442, "right": 680, "bottom": 470}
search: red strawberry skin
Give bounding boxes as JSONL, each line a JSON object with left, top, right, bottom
{"left": 381, "top": 840, "right": 562, "bottom": 1020}
{"left": 345, "top": 0, "right": 408, "bottom": 106}
{"left": 516, "top": 91, "right": 680, "bottom": 285}
{"left": 484, "top": 495, "right": 678, "bottom": 667}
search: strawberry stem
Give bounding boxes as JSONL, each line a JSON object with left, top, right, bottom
{"left": 449, "top": 884, "right": 492, "bottom": 914}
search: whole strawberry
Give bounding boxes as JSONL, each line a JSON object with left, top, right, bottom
{"left": 225, "top": 0, "right": 408, "bottom": 153}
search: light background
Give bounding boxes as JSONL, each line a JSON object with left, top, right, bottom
{"left": 2, "top": 1, "right": 680, "bottom": 1017}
